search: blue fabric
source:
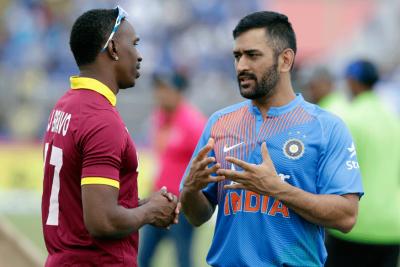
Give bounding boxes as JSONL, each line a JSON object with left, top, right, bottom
{"left": 138, "top": 213, "right": 194, "bottom": 267}
{"left": 180, "top": 94, "right": 363, "bottom": 267}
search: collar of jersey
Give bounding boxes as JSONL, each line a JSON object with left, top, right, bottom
{"left": 70, "top": 76, "right": 116, "bottom": 106}
{"left": 249, "top": 93, "right": 304, "bottom": 117}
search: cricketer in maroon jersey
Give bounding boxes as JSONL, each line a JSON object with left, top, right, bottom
{"left": 42, "top": 7, "right": 179, "bottom": 267}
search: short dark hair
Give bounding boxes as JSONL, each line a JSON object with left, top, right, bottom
{"left": 233, "top": 11, "right": 297, "bottom": 56}
{"left": 70, "top": 8, "right": 118, "bottom": 67}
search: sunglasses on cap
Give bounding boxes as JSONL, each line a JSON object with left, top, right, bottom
{"left": 101, "top": 5, "right": 128, "bottom": 51}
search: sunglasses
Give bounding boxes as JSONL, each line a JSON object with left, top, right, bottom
{"left": 101, "top": 5, "right": 128, "bottom": 51}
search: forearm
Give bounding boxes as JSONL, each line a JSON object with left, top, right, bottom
{"left": 180, "top": 188, "right": 214, "bottom": 226}
{"left": 82, "top": 185, "right": 156, "bottom": 239}
{"left": 87, "top": 203, "right": 153, "bottom": 239}
{"left": 272, "top": 183, "right": 358, "bottom": 233}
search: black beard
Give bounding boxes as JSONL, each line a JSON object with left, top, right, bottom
{"left": 238, "top": 62, "right": 279, "bottom": 100}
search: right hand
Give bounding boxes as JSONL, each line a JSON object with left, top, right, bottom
{"left": 146, "top": 187, "right": 178, "bottom": 228}
{"left": 183, "top": 138, "right": 225, "bottom": 192}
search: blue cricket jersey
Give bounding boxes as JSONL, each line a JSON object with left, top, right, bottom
{"left": 181, "top": 94, "right": 363, "bottom": 267}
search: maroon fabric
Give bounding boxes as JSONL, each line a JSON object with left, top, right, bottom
{"left": 42, "top": 89, "right": 139, "bottom": 266}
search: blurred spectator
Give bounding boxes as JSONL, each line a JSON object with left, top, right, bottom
{"left": 326, "top": 59, "right": 400, "bottom": 267}
{"left": 138, "top": 70, "right": 206, "bottom": 267}
{"left": 301, "top": 65, "right": 349, "bottom": 116}
{"left": 0, "top": 0, "right": 262, "bottom": 141}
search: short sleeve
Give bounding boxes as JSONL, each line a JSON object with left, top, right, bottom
{"left": 180, "top": 115, "right": 218, "bottom": 204}
{"left": 317, "top": 117, "right": 364, "bottom": 197}
{"left": 78, "top": 111, "right": 126, "bottom": 183}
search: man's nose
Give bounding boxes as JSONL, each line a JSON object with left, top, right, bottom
{"left": 236, "top": 57, "right": 249, "bottom": 73}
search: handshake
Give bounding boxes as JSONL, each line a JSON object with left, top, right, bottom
{"left": 141, "top": 186, "right": 181, "bottom": 228}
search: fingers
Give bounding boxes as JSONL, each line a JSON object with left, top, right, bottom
{"left": 160, "top": 186, "right": 168, "bottom": 194}
{"left": 160, "top": 186, "right": 171, "bottom": 199}
{"left": 225, "top": 156, "right": 252, "bottom": 171}
{"left": 159, "top": 186, "right": 178, "bottom": 203}
{"left": 224, "top": 183, "right": 245, "bottom": 190}
{"left": 198, "top": 157, "right": 217, "bottom": 169}
{"left": 196, "top": 138, "right": 215, "bottom": 159}
{"left": 207, "top": 162, "right": 220, "bottom": 173}
{"left": 174, "top": 202, "right": 181, "bottom": 215}
{"left": 216, "top": 168, "right": 246, "bottom": 181}
{"left": 165, "top": 192, "right": 175, "bottom": 202}
{"left": 205, "top": 175, "right": 225, "bottom": 183}
{"left": 173, "top": 202, "right": 181, "bottom": 224}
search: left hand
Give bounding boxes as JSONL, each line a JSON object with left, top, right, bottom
{"left": 216, "top": 142, "right": 282, "bottom": 195}
{"left": 140, "top": 186, "right": 181, "bottom": 226}
{"left": 159, "top": 186, "right": 181, "bottom": 225}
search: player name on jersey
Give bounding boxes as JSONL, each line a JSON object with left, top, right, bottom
{"left": 46, "top": 109, "right": 72, "bottom": 136}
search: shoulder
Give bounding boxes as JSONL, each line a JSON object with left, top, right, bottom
{"left": 302, "top": 100, "right": 346, "bottom": 131}
{"left": 207, "top": 100, "right": 250, "bottom": 125}
{"left": 76, "top": 104, "right": 125, "bottom": 143}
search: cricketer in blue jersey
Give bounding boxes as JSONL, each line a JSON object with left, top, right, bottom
{"left": 180, "top": 11, "right": 363, "bottom": 267}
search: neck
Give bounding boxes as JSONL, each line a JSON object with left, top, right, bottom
{"left": 79, "top": 64, "right": 119, "bottom": 95}
{"left": 252, "top": 76, "right": 296, "bottom": 118}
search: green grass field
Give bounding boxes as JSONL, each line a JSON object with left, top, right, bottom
{"left": 1, "top": 144, "right": 215, "bottom": 267}
{"left": 5, "top": 213, "right": 214, "bottom": 267}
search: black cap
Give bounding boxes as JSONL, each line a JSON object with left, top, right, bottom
{"left": 152, "top": 70, "right": 189, "bottom": 92}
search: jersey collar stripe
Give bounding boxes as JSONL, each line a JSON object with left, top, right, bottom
{"left": 70, "top": 76, "right": 117, "bottom": 106}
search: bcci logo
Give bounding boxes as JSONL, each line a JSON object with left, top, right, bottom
{"left": 283, "top": 138, "right": 305, "bottom": 160}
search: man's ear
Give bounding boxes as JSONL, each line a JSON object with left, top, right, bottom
{"left": 106, "top": 39, "right": 119, "bottom": 61}
{"left": 278, "top": 48, "right": 295, "bottom": 73}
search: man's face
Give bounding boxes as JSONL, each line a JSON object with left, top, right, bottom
{"left": 114, "top": 20, "right": 142, "bottom": 89}
{"left": 233, "top": 28, "right": 280, "bottom": 100}
{"left": 154, "top": 83, "right": 181, "bottom": 112}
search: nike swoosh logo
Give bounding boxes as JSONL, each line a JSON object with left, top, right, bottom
{"left": 223, "top": 142, "right": 244, "bottom": 153}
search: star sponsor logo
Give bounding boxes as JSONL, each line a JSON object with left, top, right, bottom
{"left": 347, "top": 142, "right": 356, "bottom": 158}
{"left": 283, "top": 138, "right": 305, "bottom": 160}
{"left": 346, "top": 142, "right": 359, "bottom": 170}
{"left": 223, "top": 142, "right": 244, "bottom": 153}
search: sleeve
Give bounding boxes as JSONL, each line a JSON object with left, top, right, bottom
{"left": 179, "top": 114, "right": 219, "bottom": 205}
{"left": 78, "top": 112, "right": 126, "bottom": 188}
{"left": 316, "top": 116, "right": 364, "bottom": 197}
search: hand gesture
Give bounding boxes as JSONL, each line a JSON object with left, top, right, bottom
{"left": 183, "top": 138, "right": 225, "bottom": 192}
{"left": 217, "top": 142, "right": 281, "bottom": 195}
{"left": 160, "top": 186, "right": 181, "bottom": 225}
{"left": 146, "top": 187, "right": 179, "bottom": 228}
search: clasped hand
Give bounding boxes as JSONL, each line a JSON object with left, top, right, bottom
{"left": 145, "top": 186, "right": 180, "bottom": 228}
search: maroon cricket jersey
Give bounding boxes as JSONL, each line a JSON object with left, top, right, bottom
{"left": 42, "top": 76, "right": 139, "bottom": 266}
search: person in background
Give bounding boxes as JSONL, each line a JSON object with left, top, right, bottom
{"left": 139, "top": 71, "right": 206, "bottom": 267}
{"left": 302, "top": 65, "right": 348, "bottom": 116}
{"left": 326, "top": 59, "right": 400, "bottom": 267}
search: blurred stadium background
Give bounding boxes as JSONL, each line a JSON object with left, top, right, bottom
{"left": 0, "top": 0, "right": 399, "bottom": 266}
